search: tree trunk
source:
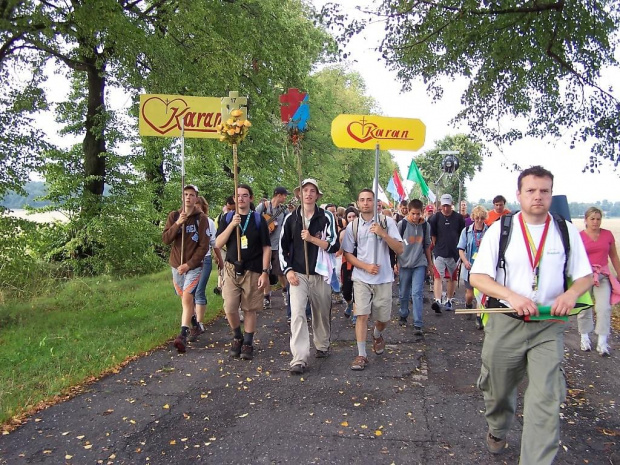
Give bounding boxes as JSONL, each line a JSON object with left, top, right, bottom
{"left": 82, "top": 53, "right": 107, "bottom": 217}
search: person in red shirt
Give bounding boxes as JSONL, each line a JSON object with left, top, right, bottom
{"left": 484, "top": 195, "right": 511, "bottom": 226}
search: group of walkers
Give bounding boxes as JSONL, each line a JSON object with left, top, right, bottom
{"left": 162, "top": 165, "right": 618, "bottom": 464}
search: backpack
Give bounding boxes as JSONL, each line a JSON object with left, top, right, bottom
{"left": 224, "top": 210, "right": 262, "bottom": 230}
{"left": 497, "top": 212, "right": 570, "bottom": 291}
{"left": 351, "top": 214, "right": 392, "bottom": 263}
{"left": 398, "top": 219, "right": 428, "bottom": 250}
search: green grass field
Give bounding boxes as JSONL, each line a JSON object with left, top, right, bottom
{"left": 0, "top": 270, "right": 223, "bottom": 428}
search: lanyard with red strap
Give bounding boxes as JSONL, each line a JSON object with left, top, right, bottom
{"left": 518, "top": 213, "right": 551, "bottom": 299}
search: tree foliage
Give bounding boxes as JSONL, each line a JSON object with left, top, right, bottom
{"left": 413, "top": 134, "right": 485, "bottom": 203}
{"left": 321, "top": 0, "right": 620, "bottom": 170}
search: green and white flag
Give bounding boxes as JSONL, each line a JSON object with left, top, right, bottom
{"left": 407, "top": 160, "right": 436, "bottom": 202}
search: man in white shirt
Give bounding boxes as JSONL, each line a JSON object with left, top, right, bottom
{"left": 341, "top": 189, "right": 403, "bottom": 371}
{"left": 470, "top": 166, "right": 593, "bottom": 464}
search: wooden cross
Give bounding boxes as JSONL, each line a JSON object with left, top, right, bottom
{"left": 279, "top": 88, "right": 307, "bottom": 123}
{"left": 221, "top": 91, "right": 248, "bottom": 121}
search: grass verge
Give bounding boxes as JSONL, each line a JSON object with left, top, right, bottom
{"left": 0, "top": 269, "right": 223, "bottom": 429}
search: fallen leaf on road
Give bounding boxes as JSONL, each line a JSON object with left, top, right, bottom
{"left": 375, "top": 430, "right": 383, "bottom": 436}
{"left": 238, "top": 413, "right": 249, "bottom": 418}
{"left": 341, "top": 421, "right": 349, "bottom": 427}
{"left": 170, "top": 440, "right": 176, "bottom": 445}
{"left": 163, "top": 404, "right": 170, "bottom": 409}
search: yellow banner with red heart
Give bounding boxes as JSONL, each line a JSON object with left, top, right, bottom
{"left": 139, "top": 94, "right": 222, "bottom": 138}
{"left": 331, "top": 114, "right": 426, "bottom": 151}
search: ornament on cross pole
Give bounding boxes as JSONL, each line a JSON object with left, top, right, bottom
{"left": 217, "top": 91, "right": 251, "bottom": 262}
{"left": 280, "top": 88, "right": 311, "bottom": 276}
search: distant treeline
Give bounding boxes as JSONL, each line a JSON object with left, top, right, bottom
{"left": 1, "top": 182, "right": 49, "bottom": 208}
{"left": 2, "top": 182, "right": 619, "bottom": 218}
{"left": 474, "top": 199, "right": 620, "bottom": 218}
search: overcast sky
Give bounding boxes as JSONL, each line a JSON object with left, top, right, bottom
{"left": 314, "top": 0, "right": 620, "bottom": 203}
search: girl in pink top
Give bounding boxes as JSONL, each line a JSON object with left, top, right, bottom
{"left": 578, "top": 207, "right": 620, "bottom": 356}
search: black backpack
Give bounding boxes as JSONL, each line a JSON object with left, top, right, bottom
{"left": 497, "top": 212, "right": 570, "bottom": 291}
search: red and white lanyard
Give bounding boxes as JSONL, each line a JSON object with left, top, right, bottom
{"left": 518, "top": 213, "right": 551, "bottom": 299}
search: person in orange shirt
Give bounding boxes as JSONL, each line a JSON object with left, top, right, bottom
{"left": 485, "top": 195, "right": 511, "bottom": 226}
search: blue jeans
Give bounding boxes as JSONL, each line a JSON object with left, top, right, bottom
{"left": 194, "top": 255, "right": 212, "bottom": 305}
{"left": 398, "top": 265, "right": 426, "bottom": 327}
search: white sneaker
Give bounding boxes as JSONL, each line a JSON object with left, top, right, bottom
{"left": 580, "top": 334, "right": 591, "bottom": 352}
{"left": 597, "top": 336, "right": 610, "bottom": 356}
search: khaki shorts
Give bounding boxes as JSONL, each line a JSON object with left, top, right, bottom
{"left": 222, "top": 262, "right": 263, "bottom": 314}
{"left": 352, "top": 281, "right": 392, "bottom": 323}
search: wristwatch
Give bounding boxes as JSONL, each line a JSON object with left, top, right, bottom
{"left": 262, "top": 269, "right": 270, "bottom": 273}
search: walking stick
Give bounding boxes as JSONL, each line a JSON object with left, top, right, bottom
{"left": 180, "top": 119, "right": 186, "bottom": 264}
{"left": 294, "top": 140, "right": 310, "bottom": 277}
{"left": 232, "top": 142, "right": 241, "bottom": 262}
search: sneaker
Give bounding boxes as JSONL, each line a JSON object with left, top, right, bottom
{"left": 486, "top": 431, "right": 506, "bottom": 454}
{"left": 475, "top": 316, "right": 484, "bottom": 330}
{"left": 431, "top": 299, "right": 442, "bottom": 313}
{"left": 344, "top": 302, "right": 353, "bottom": 318}
{"left": 315, "top": 349, "right": 329, "bottom": 358}
{"left": 263, "top": 297, "right": 271, "bottom": 309}
{"left": 580, "top": 335, "right": 591, "bottom": 352}
{"left": 290, "top": 364, "right": 305, "bottom": 375}
{"left": 372, "top": 335, "right": 385, "bottom": 355}
{"left": 350, "top": 355, "right": 369, "bottom": 371}
{"left": 399, "top": 317, "right": 407, "bottom": 327}
{"left": 229, "top": 338, "right": 242, "bottom": 357}
{"left": 240, "top": 344, "right": 254, "bottom": 360}
{"left": 188, "top": 325, "right": 204, "bottom": 342}
{"left": 444, "top": 300, "right": 453, "bottom": 311}
{"left": 173, "top": 334, "right": 187, "bottom": 353}
{"left": 597, "top": 343, "right": 611, "bottom": 357}
{"left": 413, "top": 326, "right": 423, "bottom": 336}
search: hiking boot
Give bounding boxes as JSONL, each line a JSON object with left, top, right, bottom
{"left": 173, "top": 334, "right": 187, "bottom": 353}
{"left": 431, "top": 299, "right": 442, "bottom": 313}
{"left": 344, "top": 302, "right": 353, "bottom": 318}
{"left": 263, "top": 297, "right": 271, "bottom": 309}
{"left": 399, "top": 317, "right": 407, "bottom": 327}
{"left": 486, "top": 431, "right": 506, "bottom": 454}
{"left": 290, "top": 364, "right": 305, "bottom": 375}
{"left": 580, "top": 334, "right": 591, "bottom": 352}
{"left": 414, "top": 326, "right": 423, "bottom": 336}
{"left": 240, "top": 344, "right": 254, "bottom": 360}
{"left": 188, "top": 325, "right": 204, "bottom": 342}
{"left": 373, "top": 335, "right": 385, "bottom": 355}
{"left": 475, "top": 316, "right": 484, "bottom": 330}
{"left": 350, "top": 355, "right": 369, "bottom": 371}
{"left": 315, "top": 349, "right": 329, "bottom": 358}
{"left": 229, "top": 338, "right": 242, "bottom": 357}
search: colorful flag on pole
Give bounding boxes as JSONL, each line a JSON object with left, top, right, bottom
{"left": 376, "top": 183, "right": 392, "bottom": 207}
{"left": 407, "top": 160, "right": 436, "bottom": 202}
{"left": 386, "top": 177, "right": 400, "bottom": 202}
{"left": 392, "top": 170, "right": 406, "bottom": 200}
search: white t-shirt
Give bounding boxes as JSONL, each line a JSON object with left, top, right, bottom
{"left": 341, "top": 215, "right": 403, "bottom": 285}
{"left": 205, "top": 217, "right": 216, "bottom": 257}
{"left": 470, "top": 212, "right": 592, "bottom": 307}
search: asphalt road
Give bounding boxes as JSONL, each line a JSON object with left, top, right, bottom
{"left": 1, "top": 283, "right": 618, "bottom": 464}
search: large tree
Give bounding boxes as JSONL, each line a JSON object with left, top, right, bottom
{"left": 321, "top": 1, "right": 620, "bottom": 170}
